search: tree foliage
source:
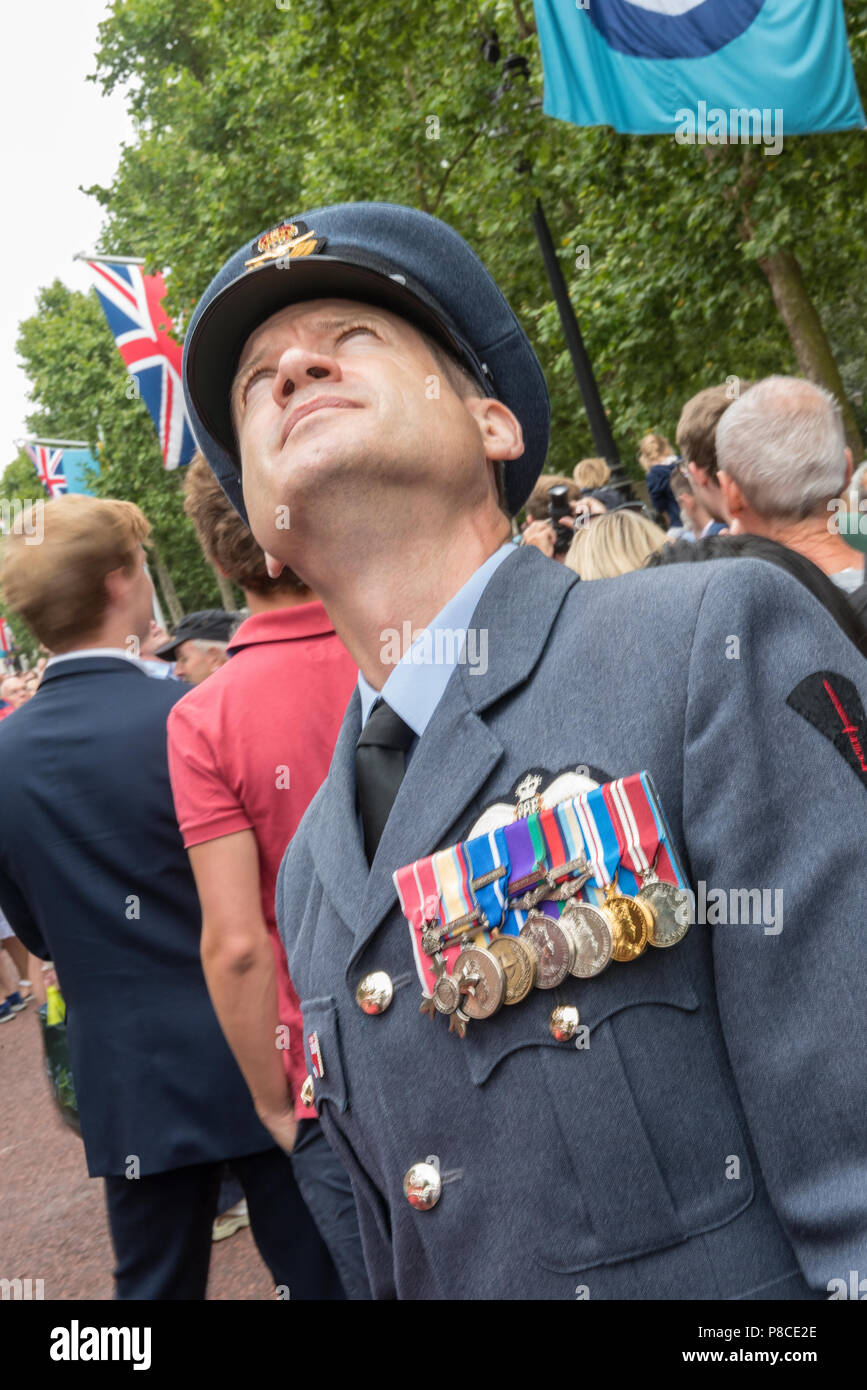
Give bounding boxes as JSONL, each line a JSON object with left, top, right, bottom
{"left": 10, "top": 0, "right": 867, "bottom": 550}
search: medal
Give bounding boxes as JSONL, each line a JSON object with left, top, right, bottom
{"left": 601, "top": 877, "right": 650, "bottom": 962}
{"left": 603, "top": 776, "right": 691, "bottom": 950}
{"left": 394, "top": 853, "right": 448, "bottom": 1015}
{"left": 560, "top": 898, "right": 613, "bottom": 977}
{"left": 432, "top": 972, "right": 461, "bottom": 1014}
{"left": 453, "top": 946, "right": 506, "bottom": 1020}
{"left": 637, "top": 852, "right": 691, "bottom": 948}
{"left": 488, "top": 931, "right": 538, "bottom": 1003}
{"left": 519, "top": 909, "right": 575, "bottom": 988}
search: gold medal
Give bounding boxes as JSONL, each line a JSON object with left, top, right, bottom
{"left": 488, "top": 932, "right": 538, "bottom": 1004}
{"left": 600, "top": 878, "right": 651, "bottom": 962}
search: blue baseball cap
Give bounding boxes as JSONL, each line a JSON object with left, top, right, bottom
{"left": 182, "top": 202, "right": 550, "bottom": 522}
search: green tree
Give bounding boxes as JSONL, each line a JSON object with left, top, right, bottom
{"left": 72, "top": 0, "right": 867, "bottom": 470}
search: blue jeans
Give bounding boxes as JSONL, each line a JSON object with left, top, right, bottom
{"left": 290, "top": 1119, "right": 372, "bottom": 1300}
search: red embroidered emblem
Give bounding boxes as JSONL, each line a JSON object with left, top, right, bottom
{"left": 823, "top": 679, "right": 867, "bottom": 774}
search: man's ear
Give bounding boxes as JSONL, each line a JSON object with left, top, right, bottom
{"left": 465, "top": 397, "right": 524, "bottom": 462}
{"left": 264, "top": 551, "right": 285, "bottom": 579}
{"left": 717, "top": 470, "right": 744, "bottom": 519}
{"left": 103, "top": 566, "right": 130, "bottom": 607}
{"left": 843, "top": 446, "right": 853, "bottom": 492}
{"left": 687, "top": 460, "right": 707, "bottom": 488}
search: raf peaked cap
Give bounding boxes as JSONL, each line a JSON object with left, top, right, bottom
{"left": 182, "top": 202, "right": 550, "bottom": 522}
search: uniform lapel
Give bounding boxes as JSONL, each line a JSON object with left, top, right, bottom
{"left": 306, "top": 687, "right": 369, "bottom": 935}
{"left": 349, "top": 547, "right": 578, "bottom": 964}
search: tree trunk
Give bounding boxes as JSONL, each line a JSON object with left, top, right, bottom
{"left": 211, "top": 563, "right": 237, "bottom": 612}
{"left": 757, "top": 248, "right": 863, "bottom": 461}
{"left": 512, "top": 0, "right": 536, "bottom": 39}
{"left": 148, "top": 541, "right": 183, "bottom": 627}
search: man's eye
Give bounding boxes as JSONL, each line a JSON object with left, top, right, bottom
{"left": 240, "top": 369, "right": 273, "bottom": 406}
{"left": 337, "top": 324, "right": 377, "bottom": 343}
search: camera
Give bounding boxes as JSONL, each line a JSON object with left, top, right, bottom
{"left": 547, "top": 485, "right": 573, "bottom": 555}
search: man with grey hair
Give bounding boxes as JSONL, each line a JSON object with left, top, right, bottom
{"left": 154, "top": 609, "right": 237, "bottom": 685}
{"left": 716, "top": 375, "right": 865, "bottom": 593}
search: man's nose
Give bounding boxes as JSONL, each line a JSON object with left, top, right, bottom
{"left": 272, "top": 345, "right": 340, "bottom": 404}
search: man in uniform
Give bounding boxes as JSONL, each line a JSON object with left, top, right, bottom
{"left": 182, "top": 203, "right": 867, "bottom": 1300}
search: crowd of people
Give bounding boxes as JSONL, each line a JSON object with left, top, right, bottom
{"left": 517, "top": 375, "right": 867, "bottom": 638}
{"left": 0, "top": 199, "right": 864, "bottom": 1303}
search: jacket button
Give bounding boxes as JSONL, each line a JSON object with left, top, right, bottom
{"left": 403, "top": 1161, "right": 442, "bottom": 1211}
{"left": 549, "top": 1004, "right": 580, "bottom": 1041}
{"left": 355, "top": 971, "right": 394, "bottom": 1015}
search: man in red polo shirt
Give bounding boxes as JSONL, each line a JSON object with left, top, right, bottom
{"left": 167, "top": 454, "right": 368, "bottom": 1298}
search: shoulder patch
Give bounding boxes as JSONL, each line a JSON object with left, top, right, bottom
{"left": 786, "top": 671, "right": 867, "bottom": 790}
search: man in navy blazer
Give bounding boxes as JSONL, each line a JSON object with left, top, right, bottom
{"left": 0, "top": 494, "right": 343, "bottom": 1300}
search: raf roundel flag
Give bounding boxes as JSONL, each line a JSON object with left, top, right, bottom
{"left": 534, "top": 0, "right": 865, "bottom": 136}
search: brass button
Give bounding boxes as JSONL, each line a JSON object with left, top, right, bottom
{"left": 549, "top": 1004, "right": 580, "bottom": 1041}
{"left": 356, "top": 970, "right": 394, "bottom": 1015}
{"left": 300, "top": 1074, "right": 315, "bottom": 1107}
{"left": 403, "top": 1161, "right": 442, "bottom": 1211}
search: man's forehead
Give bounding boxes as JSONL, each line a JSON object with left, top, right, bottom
{"left": 237, "top": 297, "right": 405, "bottom": 366}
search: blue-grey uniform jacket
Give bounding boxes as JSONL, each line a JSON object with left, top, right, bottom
{"left": 277, "top": 548, "right": 867, "bottom": 1299}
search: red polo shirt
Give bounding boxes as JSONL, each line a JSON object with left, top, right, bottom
{"left": 167, "top": 602, "right": 356, "bottom": 1118}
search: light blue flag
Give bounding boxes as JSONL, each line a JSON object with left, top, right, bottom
{"left": 534, "top": 0, "right": 865, "bottom": 138}
{"left": 57, "top": 449, "right": 99, "bottom": 496}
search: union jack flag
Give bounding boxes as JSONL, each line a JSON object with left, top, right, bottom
{"left": 25, "top": 444, "right": 67, "bottom": 498}
{"left": 88, "top": 260, "right": 196, "bottom": 471}
{"left": 0, "top": 618, "right": 14, "bottom": 656}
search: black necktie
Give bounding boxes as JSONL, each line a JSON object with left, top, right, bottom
{"left": 355, "top": 699, "right": 415, "bottom": 863}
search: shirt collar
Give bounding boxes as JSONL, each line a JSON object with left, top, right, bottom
{"left": 227, "top": 600, "right": 335, "bottom": 654}
{"left": 358, "top": 541, "right": 515, "bottom": 735}
{"left": 45, "top": 646, "right": 149, "bottom": 672}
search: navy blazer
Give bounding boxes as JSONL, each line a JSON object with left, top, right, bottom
{"left": 278, "top": 548, "right": 867, "bottom": 1299}
{"left": 0, "top": 657, "right": 272, "bottom": 1177}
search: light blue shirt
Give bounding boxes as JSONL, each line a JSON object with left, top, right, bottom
{"left": 358, "top": 542, "right": 514, "bottom": 736}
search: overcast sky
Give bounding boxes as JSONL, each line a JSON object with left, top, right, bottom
{"left": 2, "top": 1, "right": 133, "bottom": 466}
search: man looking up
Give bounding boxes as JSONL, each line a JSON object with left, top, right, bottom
{"left": 183, "top": 204, "right": 867, "bottom": 1300}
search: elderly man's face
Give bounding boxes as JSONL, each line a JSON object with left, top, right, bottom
{"left": 1, "top": 678, "right": 29, "bottom": 708}
{"left": 173, "top": 640, "right": 227, "bottom": 686}
{"left": 231, "top": 297, "right": 493, "bottom": 557}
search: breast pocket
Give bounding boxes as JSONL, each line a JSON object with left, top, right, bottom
{"left": 300, "top": 997, "right": 348, "bottom": 1115}
{"left": 458, "top": 949, "right": 754, "bottom": 1274}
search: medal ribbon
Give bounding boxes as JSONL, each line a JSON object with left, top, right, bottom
{"left": 503, "top": 816, "right": 544, "bottom": 893}
{"left": 394, "top": 853, "right": 446, "bottom": 996}
{"left": 464, "top": 826, "right": 510, "bottom": 931}
{"left": 432, "top": 843, "right": 476, "bottom": 926}
{"left": 576, "top": 786, "right": 622, "bottom": 889}
{"left": 604, "top": 776, "right": 652, "bottom": 882}
{"left": 639, "top": 771, "right": 684, "bottom": 887}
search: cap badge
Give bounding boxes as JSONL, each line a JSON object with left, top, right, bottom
{"left": 244, "top": 220, "right": 327, "bottom": 270}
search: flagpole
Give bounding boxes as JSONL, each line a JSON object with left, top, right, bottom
{"left": 19, "top": 437, "right": 90, "bottom": 449}
{"left": 74, "top": 252, "right": 145, "bottom": 266}
{"left": 531, "top": 199, "right": 631, "bottom": 495}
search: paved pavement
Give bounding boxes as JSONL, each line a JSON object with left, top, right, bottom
{"left": 0, "top": 1002, "right": 274, "bottom": 1300}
